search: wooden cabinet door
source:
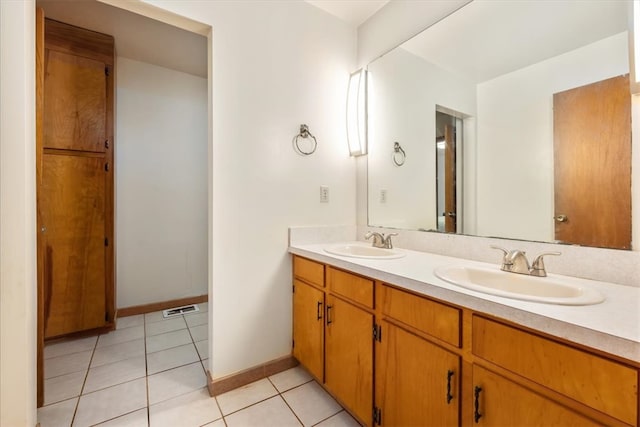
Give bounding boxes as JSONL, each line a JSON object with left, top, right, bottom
{"left": 376, "top": 321, "right": 459, "bottom": 427}
{"left": 41, "top": 153, "right": 106, "bottom": 337}
{"left": 472, "top": 365, "right": 600, "bottom": 427}
{"left": 325, "top": 295, "right": 373, "bottom": 425}
{"left": 292, "top": 279, "right": 324, "bottom": 381}
{"left": 44, "top": 46, "right": 107, "bottom": 153}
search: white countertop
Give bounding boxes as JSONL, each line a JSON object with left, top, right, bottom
{"left": 289, "top": 241, "right": 640, "bottom": 363}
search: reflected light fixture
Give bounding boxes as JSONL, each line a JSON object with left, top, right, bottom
{"left": 347, "top": 68, "right": 368, "bottom": 156}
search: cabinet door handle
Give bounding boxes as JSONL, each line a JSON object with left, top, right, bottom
{"left": 474, "top": 386, "right": 483, "bottom": 423}
{"left": 446, "top": 370, "right": 454, "bottom": 404}
{"left": 326, "top": 305, "right": 333, "bottom": 325}
{"left": 316, "top": 301, "right": 323, "bottom": 320}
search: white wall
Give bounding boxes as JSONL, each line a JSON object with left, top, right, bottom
{"left": 476, "top": 32, "right": 629, "bottom": 242}
{"left": 0, "top": 1, "right": 37, "bottom": 425}
{"left": 367, "top": 47, "right": 476, "bottom": 230}
{"left": 132, "top": 0, "right": 357, "bottom": 379}
{"left": 357, "top": 0, "right": 470, "bottom": 66}
{"left": 116, "top": 57, "right": 208, "bottom": 308}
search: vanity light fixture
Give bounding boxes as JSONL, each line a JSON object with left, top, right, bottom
{"left": 347, "top": 68, "right": 368, "bottom": 156}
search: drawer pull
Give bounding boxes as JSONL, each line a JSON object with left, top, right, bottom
{"left": 316, "top": 301, "right": 323, "bottom": 320}
{"left": 446, "top": 370, "right": 454, "bottom": 404}
{"left": 474, "top": 386, "right": 483, "bottom": 423}
{"left": 326, "top": 305, "right": 333, "bottom": 325}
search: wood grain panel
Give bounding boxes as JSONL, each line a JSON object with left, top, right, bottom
{"left": 472, "top": 365, "right": 600, "bottom": 426}
{"left": 473, "top": 316, "right": 638, "bottom": 425}
{"left": 327, "top": 267, "right": 374, "bottom": 308}
{"left": 293, "top": 256, "right": 324, "bottom": 287}
{"left": 41, "top": 154, "right": 106, "bottom": 338}
{"left": 376, "top": 321, "right": 459, "bottom": 426}
{"left": 45, "top": 19, "right": 114, "bottom": 65}
{"left": 553, "top": 74, "right": 631, "bottom": 249}
{"left": 325, "top": 295, "right": 373, "bottom": 425}
{"left": 44, "top": 49, "right": 106, "bottom": 152}
{"left": 380, "top": 285, "right": 460, "bottom": 347}
{"left": 292, "top": 279, "right": 324, "bottom": 381}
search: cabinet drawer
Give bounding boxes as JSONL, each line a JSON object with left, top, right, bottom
{"left": 379, "top": 285, "right": 460, "bottom": 347}
{"left": 327, "top": 267, "right": 373, "bottom": 308}
{"left": 293, "top": 256, "right": 324, "bottom": 287}
{"left": 473, "top": 316, "right": 638, "bottom": 425}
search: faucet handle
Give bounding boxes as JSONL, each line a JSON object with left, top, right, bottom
{"left": 383, "top": 233, "right": 398, "bottom": 249}
{"left": 530, "top": 252, "right": 561, "bottom": 277}
{"left": 490, "top": 245, "right": 509, "bottom": 259}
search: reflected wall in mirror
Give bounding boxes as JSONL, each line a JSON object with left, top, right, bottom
{"left": 367, "top": 0, "right": 632, "bottom": 249}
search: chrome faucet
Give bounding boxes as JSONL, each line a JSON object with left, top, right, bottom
{"left": 491, "top": 246, "right": 560, "bottom": 277}
{"left": 365, "top": 231, "right": 398, "bottom": 249}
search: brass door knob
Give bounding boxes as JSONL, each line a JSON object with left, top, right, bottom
{"left": 554, "top": 214, "right": 568, "bottom": 223}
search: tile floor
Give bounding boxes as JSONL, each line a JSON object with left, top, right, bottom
{"left": 38, "top": 304, "right": 360, "bottom": 427}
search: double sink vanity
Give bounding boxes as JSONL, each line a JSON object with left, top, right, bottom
{"left": 289, "top": 234, "right": 639, "bottom": 427}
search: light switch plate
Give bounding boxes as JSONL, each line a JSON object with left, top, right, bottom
{"left": 320, "top": 185, "right": 329, "bottom": 203}
{"left": 380, "top": 189, "right": 387, "bottom": 204}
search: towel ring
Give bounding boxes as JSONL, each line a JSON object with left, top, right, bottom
{"left": 392, "top": 142, "right": 406, "bottom": 166}
{"left": 293, "top": 124, "right": 317, "bottom": 155}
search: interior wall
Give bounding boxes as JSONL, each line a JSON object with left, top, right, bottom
{"left": 476, "top": 32, "right": 629, "bottom": 242}
{"left": 115, "top": 57, "right": 208, "bottom": 308}
{"left": 0, "top": 1, "right": 37, "bottom": 425}
{"left": 367, "top": 47, "right": 476, "bottom": 230}
{"left": 357, "top": 0, "right": 470, "bottom": 66}
{"left": 133, "top": 0, "right": 357, "bottom": 379}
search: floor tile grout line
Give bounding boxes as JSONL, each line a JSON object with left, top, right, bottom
{"left": 69, "top": 332, "right": 99, "bottom": 425}
{"left": 310, "top": 409, "right": 347, "bottom": 427}
{"left": 218, "top": 391, "right": 281, "bottom": 418}
{"left": 144, "top": 311, "right": 151, "bottom": 427}
{"left": 278, "top": 391, "right": 306, "bottom": 426}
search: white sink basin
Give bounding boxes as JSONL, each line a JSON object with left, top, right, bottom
{"left": 434, "top": 265, "right": 605, "bottom": 305}
{"left": 324, "top": 244, "right": 405, "bottom": 259}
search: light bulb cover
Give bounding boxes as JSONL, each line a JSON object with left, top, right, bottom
{"left": 347, "top": 68, "right": 368, "bottom": 156}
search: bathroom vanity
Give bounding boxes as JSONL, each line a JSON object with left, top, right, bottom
{"left": 289, "top": 245, "right": 640, "bottom": 427}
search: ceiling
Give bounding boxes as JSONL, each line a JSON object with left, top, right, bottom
{"left": 38, "top": 0, "right": 391, "bottom": 77}
{"left": 400, "top": 0, "right": 629, "bottom": 84}
{"left": 305, "top": 0, "right": 390, "bottom": 27}
{"left": 38, "top": 0, "right": 207, "bottom": 78}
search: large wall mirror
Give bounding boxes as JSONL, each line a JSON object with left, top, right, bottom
{"left": 367, "top": 0, "right": 633, "bottom": 250}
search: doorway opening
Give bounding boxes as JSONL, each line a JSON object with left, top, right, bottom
{"left": 435, "top": 108, "right": 464, "bottom": 233}
{"left": 36, "top": 0, "right": 212, "bottom": 409}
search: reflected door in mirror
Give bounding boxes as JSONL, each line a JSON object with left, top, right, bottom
{"left": 553, "top": 75, "right": 631, "bottom": 249}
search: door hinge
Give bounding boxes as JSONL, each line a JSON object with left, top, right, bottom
{"left": 373, "top": 406, "right": 382, "bottom": 425}
{"left": 105, "top": 139, "right": 109, "bottom": 149}
{"left": 292, "top": 284, "right": 295, "bottom": 293}
{"left": 105, "top": 66, "right": 110, "bottom": 76}
{"left": 373, "top": 323, "right": 382, "bottom": 342}
{"left": 105, "top": 162, "right": 110, "bottom": 172}
{"left": 105, "top": 238, "right": 109, "bottom": 247}
{"left": 292, "top": 339, "right": 295, "bottom": 348}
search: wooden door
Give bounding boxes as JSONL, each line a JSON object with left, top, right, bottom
{"left": 472, "top": 365, "right": 599, "bottom": 426}
{"left": 41, "top": 154, "right": 106, "bottom": 337}
{"left": 38, "top": 19, "right": 114, "bottom": 340}
{"left": 553, "top": 75, "right": 631, "bottom": 249}
{"left": 325, "top": 295, "right": 373, "bottom": 425}
{"left": 36, "top": 6, "right": 45, "bottom": 408}
{"left": 444, "top": 124, "right": 457, "bottom": 233}
{"left": 292, "top": 279, "right": 324, "bottom": 381}
{"left": 375, "top": 321, "right": 459, "bottom": 427}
